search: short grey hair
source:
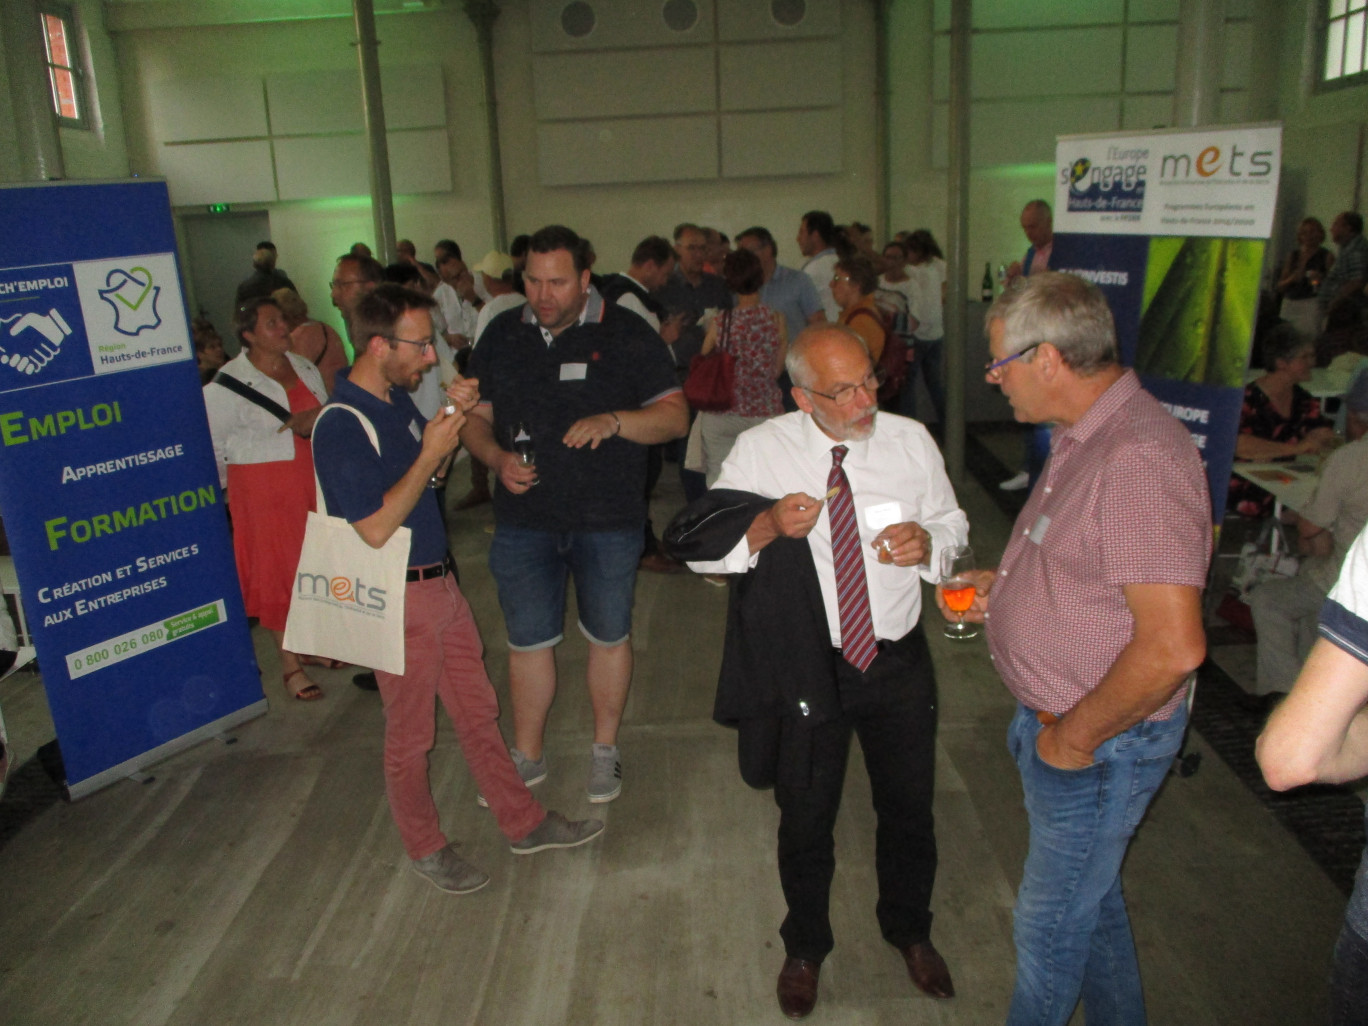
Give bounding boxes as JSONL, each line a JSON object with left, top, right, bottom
{"left": 785, "top": 325, "right": 870, "bottom": 389}
{"left": 985, "top": 271, "right": 1118, "bottom": 376}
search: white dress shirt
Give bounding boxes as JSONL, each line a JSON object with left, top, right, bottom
{"left": 434, "top": 281, "right": 477, "bottom": 341}
{"left": 689, "top": 410, "right": 969, "bottom": 645}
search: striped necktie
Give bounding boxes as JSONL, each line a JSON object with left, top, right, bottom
{"left": 827, "top": 445, "right": 877, "bottom": 672}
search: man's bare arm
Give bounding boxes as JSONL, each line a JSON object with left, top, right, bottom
{"left": 351, "top": 408, "right": 464, "bottom": 549}
{"left": 562, "top": 392, "right": 690, "bottom": 450}
{"left": 1258, "top": 639, "right": 1368, "bottom": 790}
{"left": 1039, "top": 582, "right": 1206, "bottom": 769}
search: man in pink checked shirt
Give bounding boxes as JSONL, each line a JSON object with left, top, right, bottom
{"left": 940, "top": 272, "right": 1210, "bottom": 1026}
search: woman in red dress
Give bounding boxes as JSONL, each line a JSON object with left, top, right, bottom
{"left": 204, "top": 298, "right": 330, "bottom": 700}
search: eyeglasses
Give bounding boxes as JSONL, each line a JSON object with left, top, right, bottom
{"left": 386, "top": 336, "right": 435, "bottom": 356}
{"left": 804, "top": 367, "right": 885, "bottom": 406}
{"left": 831, "top": 274, "right": 852, "bottom": 285}
{"left": 330, "top": 279, "right": 364, "bottom": 289}
{"left": 984, "top": 342, "right": 1042, "bottom": 380}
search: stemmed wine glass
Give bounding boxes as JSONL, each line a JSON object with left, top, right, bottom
{"left": 511, "top": 421, "right": 537, "bottom": 486}
{"left": 940, "top": 544, "right": 980, "bottom": 641}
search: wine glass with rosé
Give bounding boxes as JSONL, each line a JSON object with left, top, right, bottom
{"left": 940, "top": 545, "right": 981, "bottom": 641}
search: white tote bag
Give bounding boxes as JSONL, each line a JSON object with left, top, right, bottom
{"left": 284, "top": 404, "right": 410, "bottom": 674}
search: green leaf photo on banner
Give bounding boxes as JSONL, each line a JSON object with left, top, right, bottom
{"left": 1135, "top": 236, "right": 1265, "bottom": 389}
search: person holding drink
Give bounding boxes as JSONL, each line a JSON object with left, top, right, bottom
{"left": 940, "top": 272, "right": 1210, "bottom": 1026}
{"left": 459, "top": 225, "right": 688, "bottom": 805}
{"left": 311, "top": 284, "right": 605, "bottom": 893}
{"left": 674, "top": 323, "right": 968, "bottom": 1018}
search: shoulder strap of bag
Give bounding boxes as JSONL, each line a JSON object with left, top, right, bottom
{"left": 311, "top": 403, "right": 382, "bottom": 517}
{"left": 213, "top": 370, "right": 292, "bottom": 424}
{"left": 311, "top": 322, "right": 329, "bottom": 366}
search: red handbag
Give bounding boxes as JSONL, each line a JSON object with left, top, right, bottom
{"left": 683, "top": 310, "right": 735, "bottom": 412}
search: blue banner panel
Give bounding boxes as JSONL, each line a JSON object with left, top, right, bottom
{"left": 0, "top": 180, "right": 263, "bottom": 795}
{"left": 1138, "top": 376, "right": 1245, "bottom": 518}
{"left": 1050, "top": 233, "right": 1152, "bottom": 365}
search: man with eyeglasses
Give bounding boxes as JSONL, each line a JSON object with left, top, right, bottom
{"left": 673, "top": 323, "right": 967, "bottom": 1018}
{"left": 311, "top": 283, "right": 604, "bottom": 894}
{"left": 941, "top": 271, "right": 1210, "bottom": 1025}
{"left": 460, "top": 225, "right": 689, "bottom": 806}
{"left": 328, "top": 252, "right": 383, "bottom": 342}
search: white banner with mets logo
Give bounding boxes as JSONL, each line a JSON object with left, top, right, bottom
{"left": 284, "top": 512, "right": 409, "bottom": 675}
{"left": 1054, "top": 123, "right": 1281, "bottom": 238}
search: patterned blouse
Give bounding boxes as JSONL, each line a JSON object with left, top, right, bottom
{"left": 715, "top": 304, "right": 785, "bottom": 418}
{"left": 1227, "top": 382, "right": 1331, "bottom": 518}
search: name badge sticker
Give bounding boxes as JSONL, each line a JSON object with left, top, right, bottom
{"left": 409, "top": 420, "right": 423, "bottom": 442}
{"left": 1028, "top": 513, "right": 1051, "bottom": 545}
{"left": 559, "top": 362, "right": 588, "bottom": 381}
{"left": 863, "top": 502, "right": 902, "bottom": 531}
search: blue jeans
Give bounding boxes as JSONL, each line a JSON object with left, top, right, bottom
{"left": 1006, "top": 701, "right": 1188, "bottom": 1026}
{"left": 488, "top": 526, "right": 643, "bottom": 649}
{"left": 1333, "top": 821, "right": 1368, "bottom": 1026}
{"left": 1331, "top": 919, "right": 1368, "bottom": 1026}
{"left": 899, "top": 337, "right": 945, "bottom": 424}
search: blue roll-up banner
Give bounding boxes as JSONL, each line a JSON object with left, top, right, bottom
{"left": 1052, "top": 123, "right": 1283, "bottom": 521}
{"left": 0, "top": 180, "right": 264, "bottom": 799}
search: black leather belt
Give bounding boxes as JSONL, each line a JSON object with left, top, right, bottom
{"left": 406, "top": 556, "right": 452, "bottom": 583}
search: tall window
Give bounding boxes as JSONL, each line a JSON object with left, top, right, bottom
{"left": 40, "top": 7, "right": 85, "bottom": 126}
{"left": 1324, "top": 0, "right": 1368, "bottom": 85}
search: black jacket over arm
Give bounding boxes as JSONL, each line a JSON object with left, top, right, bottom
{"left": 663, "top": 489, "right": 843, "bottom": 790}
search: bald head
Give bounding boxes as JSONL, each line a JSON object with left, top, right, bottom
{"left": 786, "top": 325, "right": 879, "bottom": 442}
{"left": 1021, "top": 200, "right": 1053, "bottom": 249}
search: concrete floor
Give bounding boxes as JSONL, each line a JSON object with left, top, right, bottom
{"left": 0, "top": 456, "right": 1353, "bottom": 1025}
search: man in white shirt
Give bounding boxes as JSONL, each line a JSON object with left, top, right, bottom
{"left": 471, "top": 251, "right": 526, "bottom": 345}
{"left": 683, "top": 324, "right": 966, "bottom": 1017}
{"left": 434, "top": 247, "right": 479, "bottom": 354}
{"left": 797, "top": 210, "right": 841, "bottom": 322}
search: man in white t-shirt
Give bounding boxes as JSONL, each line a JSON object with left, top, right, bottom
{"left": 471, "top": 251, "right": 526, "bottom": 345}
{"left": 798, "top": 210, "right": 841, "bottom": 322}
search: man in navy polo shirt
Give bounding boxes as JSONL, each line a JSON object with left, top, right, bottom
{"left": 312, "top": 284, "right": 603, "bottom": 895}
{"left": 460, "top": 225, "right": 689, "bottom": 804}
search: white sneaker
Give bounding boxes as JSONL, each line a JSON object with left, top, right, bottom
{"left": 999, "top": 471, "right": 1030, "bottom": 491}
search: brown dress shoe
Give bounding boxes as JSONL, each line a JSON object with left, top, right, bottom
{"left": 899, "top": 940, "right": 955, "bottom": 998}
{"left": 776, "top": 956, "right": 821, "bottom": 1019}
{"left": 638, "top": 551, "right": 684, "bottom": 574}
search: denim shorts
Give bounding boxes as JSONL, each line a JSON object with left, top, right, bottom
{"left": 488, "top": 526, "right": 643, "bottom": 650}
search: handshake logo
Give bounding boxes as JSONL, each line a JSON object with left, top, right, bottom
{"left": 0, "top": 309, "right": 73, "bottom": 375}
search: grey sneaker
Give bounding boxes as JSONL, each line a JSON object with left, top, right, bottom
{"left": 587, "top": 743, "right": 622, "bottom": 803}
{"left": 411, "top": 844, "right": 489, "bottom": 894}
{"left": 476, "top": 749, "right": 547, "bottom": 808}
{"left": 511, "top": 748, "right": 548, "bottom": 786}
{"left": 509, "top": 811, "right": 604, "bottom": 855}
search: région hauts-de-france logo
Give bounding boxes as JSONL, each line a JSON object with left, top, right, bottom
{"left": 99, "top": 266, "right": 162, "bottom": 335}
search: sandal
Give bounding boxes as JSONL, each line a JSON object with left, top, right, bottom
{"left": 284, "top": 668, "right": 324, "bottom": 702}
